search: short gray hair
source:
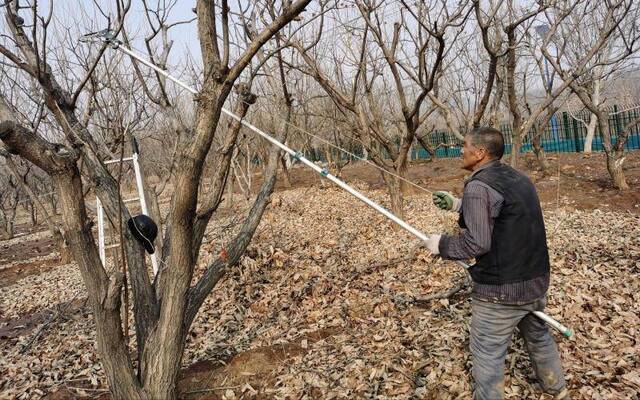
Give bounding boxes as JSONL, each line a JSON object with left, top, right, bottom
{"left": 467, "top": 127, "right": 505, "bottom": 159}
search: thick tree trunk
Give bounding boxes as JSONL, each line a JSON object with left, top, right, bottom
{"left": 54, "top": 228, "right": 73, "bottom": 264}
{"left": 532, "top": 131, "right": 550, "bottom": 173}
{"left": 396, "top": 139, "right": 412, "bottom": 197}
{"left": 54, "top": 172, "right": 146, "bottom": 400}
{"left": 606, "top": 152, "right": 629, "bottom": 190}
{"left": 389, "top": 178, "right": 404, "bottom": 219}
{"left": 596, "top": 114, "right": 629, "bottom": 190}
{"left": 49, "top": 193, "right": 58, "bottom": 215}
{"left": 382, "top": 172, "right": 405, "bottom": 220}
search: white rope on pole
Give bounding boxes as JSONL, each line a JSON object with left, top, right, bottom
{"left": 83, "top": 31, "right": 573, "bottom": 339}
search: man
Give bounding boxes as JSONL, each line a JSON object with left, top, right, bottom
{"left": 424, "top": 127, "right": 569, "bottom": 400}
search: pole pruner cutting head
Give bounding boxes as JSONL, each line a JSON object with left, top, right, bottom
{"left": 79, "top": 29, "right": 120, "bottom": 49}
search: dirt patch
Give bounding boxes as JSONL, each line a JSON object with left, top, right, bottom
{"left": 0, "top": 224, "right": 59, "bottom": 288}
{"left": 178, "top": 327, "right": 339, "bottom": 399}
{"left": 0, "top": 230, "right": 55, "bottom": 265}
{"left": 0, "top": 257, "right": 61, "bottom": 288}
{"left": 0, "top": 297, "right": 87, "bottom": 343}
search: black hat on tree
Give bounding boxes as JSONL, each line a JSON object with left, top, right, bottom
{"left": 127, "top": 214, "right": 158, "bottom": 254}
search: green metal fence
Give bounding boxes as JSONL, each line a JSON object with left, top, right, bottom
{"left": 412, "top": 105, "right": 640, "bottom": 159}
{"left": 299, "top": 106, "right": 640, "bottom": 163}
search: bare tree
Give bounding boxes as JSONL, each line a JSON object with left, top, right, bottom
{"left": 541, "top": 0, "right": 640, "bottom": 189}
{"left": 0, "top": 149, "right": 71, "bottom": 261}
{"left": 558, "top": 9, "right": 639, "bottom": 153}
{"left": 0, "top": 1, "right": 312, "bottom": 399}
{"left": 293, "top": 0, "right": 470, "bottom": 217}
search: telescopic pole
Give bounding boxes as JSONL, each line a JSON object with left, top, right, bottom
{"left": 83, "top": 30, "right": 572, "bottom": 338}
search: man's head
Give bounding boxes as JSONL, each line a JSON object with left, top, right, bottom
{"left": 461, "top": 127, "right": 504, "bottom": 171}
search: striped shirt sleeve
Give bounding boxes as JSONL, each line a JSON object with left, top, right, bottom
{"left": 439, "top": 180, "right": 503, "bottom": 260}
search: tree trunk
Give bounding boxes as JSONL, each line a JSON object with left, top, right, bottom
{"left": 597, "top": 113, "right": 629, "bottom": 190}
{"left": 389, "top": 177, "right": 404, "bottom": 220}
{"left": 49, "top": 193, "right": 58, "bottom": 215}
{"left": 584, "top": 113, "right": 598, "bottom": 153}
{"left": 584, "top": 79, "right": 600, "bottom": 153}
{"left": 606, "top": 152, "right": 629, "bottom": 190}
{"left": 510, "top": 133, "right": 522, "bottom": 168}
{"left": 55, "top": 229, "right": 73, "bottom": 264}
{"left": 381, "top": 171, "right": 405, "bottom": 220}
{"left": 280, "top": 154, "right": 291, "bottom": 188}
{"left": 0, "top": 207, "right": 14, "bottom": 239}
{"left": 29, "top": 202, "right": 38, "bottom": 226}
{"left": 532, "top": 131, "right": 550, "bottom": 173}
{"left": 397, "top": 161, "right": 412, "bottom": 197}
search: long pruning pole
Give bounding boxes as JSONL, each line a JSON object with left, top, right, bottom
{"left": 82, "top": 30, "right": 573, "bottom": 338}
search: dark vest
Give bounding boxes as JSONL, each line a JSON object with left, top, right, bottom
{"left": 460, "top": 162, "right": 550, "bottom": 284}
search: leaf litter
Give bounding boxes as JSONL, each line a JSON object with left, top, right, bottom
{"left": 1, "top": 182, "right": 639, "bottom": 399}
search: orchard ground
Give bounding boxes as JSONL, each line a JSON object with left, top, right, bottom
{"left": 1, "top": 151, "right": 639, "bottom": 399}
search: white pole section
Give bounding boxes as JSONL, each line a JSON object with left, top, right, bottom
{"left": 132, "top": 153, "right": 148, "bottom": 215}
{"left": 96, "top": 197, "right": 106, "bottom": 266}
{"left": 105, "top": 40, "right": 572, "bottom": 338}
{"left": 132, "top": 153, "right": 158, "bottom": 275}
{"left": 532, "top": 310, "right": 573, "bottom": 338}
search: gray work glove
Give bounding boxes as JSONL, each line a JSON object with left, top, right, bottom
{"left": 432, "top": 191, "right": 461, "bottom": 212}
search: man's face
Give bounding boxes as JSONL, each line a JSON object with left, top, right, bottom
{"left": 461, "top": 136, "right": 486, "bottom": 171}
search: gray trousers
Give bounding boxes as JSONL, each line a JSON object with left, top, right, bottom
{"left": 470, "top": 297, "right": 566, "bottom": 400}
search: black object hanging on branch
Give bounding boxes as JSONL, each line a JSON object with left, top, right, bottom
{"left": 127, "top": 214, "right": 157, "bottom": 254}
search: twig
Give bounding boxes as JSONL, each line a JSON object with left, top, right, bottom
{"left": 19, "top": 311, "right": 57, "bottom": 354}
{"left": 65, "top": 386, "right": 108, "bottom": 392}
{"left": 184, "top": 386, "right": 242, "bottom": 395}
{"left": 411, "top": 279, "right": 470, "bottom": 305}
{"left": 549, "top": 211, "right": 570, "bottom": 237}
{"left": 19, "top": 293, "right": 83, "bottom": 354}
{"left": 394, "top": 273, "right": 471, "bottom": 309}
